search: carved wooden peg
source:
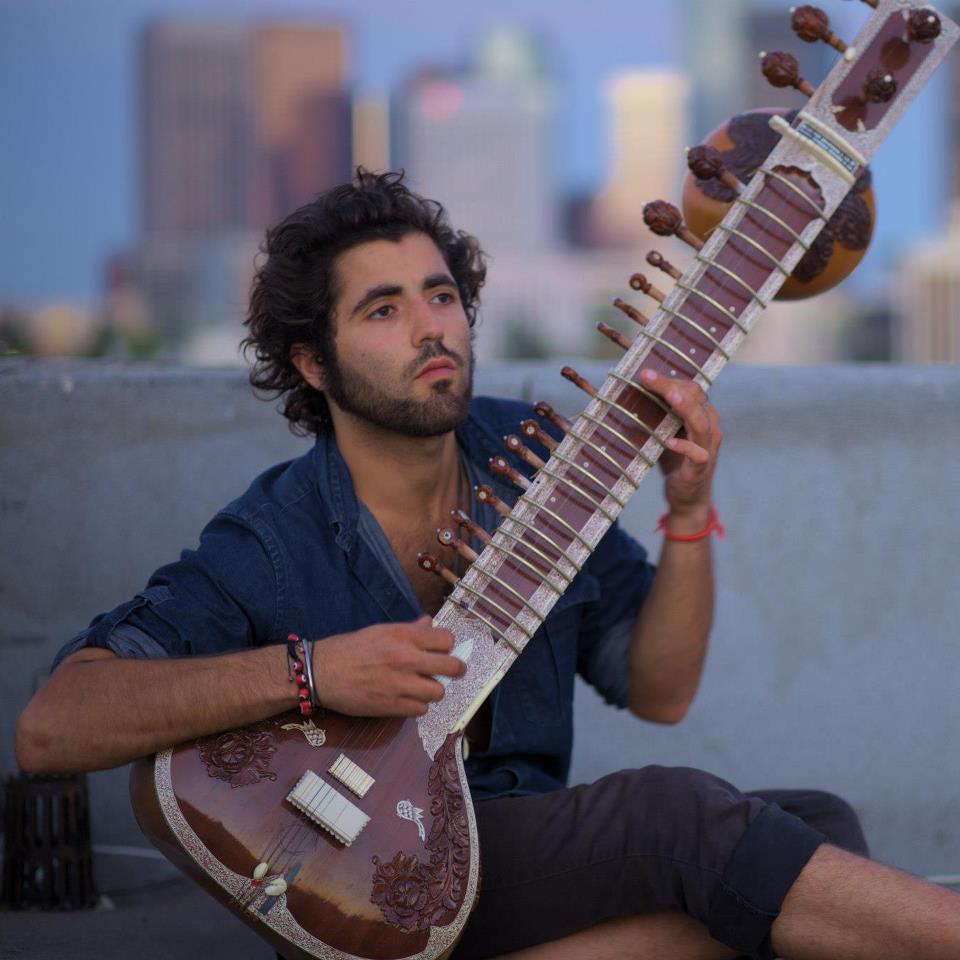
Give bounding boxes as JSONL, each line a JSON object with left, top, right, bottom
{"left": 489, "top": 456, "right": 531, "bottom": 492}
{"left": 561, "top": 366, "right": 598, "bottom": 398}
{"left": 686, "top": 145, "right": 746, "bottom": 195}
{"left": 629, "top": 273, "right": 666, "bottom": 304}
{"left": 908, "top": 9, "right": 941, "bottom": 43}
{"left": 451, "top": 508, "right": 493, "bottom": 545}
{"left": 860, "top": 68, "right": 897, "bottom": 104}
{"left": 760, "top": 51, "right": 816, "bottom": 98}
{"left": 437, "top": 527, "right": 479, "bottom": 564}
{"left": 611, "top": 298, "right": 648, "bottom": 327}
{"left": 534, "top": 401, "right": 572, "bottom": 435}
{"left": 475, "top": 484, "right": 512, "bottom": 519}
{"left": 521, "top": 419, "right": 558, "bottom": 452}
{"left": 643, "top": 200, "right": 704, "bottom": 251}
{"left": 646, "top": 250, "right": 682, "bottom": 281}
{"left": 417, "top": 552, "right": 459, "bottom": 587}
{"left": 504, "top": 435, "right": 546, "bottom": 471}
{"left": 790, "top": 6, "right": 856, "bottom": 61}
{"left": 597, "top": 321, "right": 632, "bottom": 352}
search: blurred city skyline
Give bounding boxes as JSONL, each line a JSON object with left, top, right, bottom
{"left": 2, "top": 0, "right": 958, "bottom": 363}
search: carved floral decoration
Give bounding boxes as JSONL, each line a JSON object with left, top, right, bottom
{"left": 197, "top": 727, "right": 278, "bottom": 788}
{"left": 370, "top": 736, "right": 471, "bottom": 932}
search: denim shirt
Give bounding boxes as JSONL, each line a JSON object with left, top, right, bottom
{"left": 54, "top": 396, "right": 656, "bottom": 800}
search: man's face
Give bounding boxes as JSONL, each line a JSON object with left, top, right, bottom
{"left": 322, "top": 232, "right": 475, "bottom": 438}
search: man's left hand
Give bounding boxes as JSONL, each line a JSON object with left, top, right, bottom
{"left": 640, "top": 368, "right": 722, "bottom": 518}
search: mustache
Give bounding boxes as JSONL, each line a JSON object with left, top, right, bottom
{"left": 405, "top": 342, "right": 466, "bottom": 377}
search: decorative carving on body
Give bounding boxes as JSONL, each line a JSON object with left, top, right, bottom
{"left": 371, "top": 737, "right": 470, "bottom": 932}
{"left": 197, "top": 727, "right": 277, "bottom": 787}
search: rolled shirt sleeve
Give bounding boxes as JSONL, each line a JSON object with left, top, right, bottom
{"left": 51, "top": 512, "right": 278, "bottom": 671}
{"left": 576, "top": 521, "right": 656, "bottom": 708}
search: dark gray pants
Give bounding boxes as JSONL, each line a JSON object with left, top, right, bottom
{"left": 450, "top": 766, "right": 869, "bottom": 960}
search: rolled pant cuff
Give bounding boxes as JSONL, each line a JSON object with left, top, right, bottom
{"left": 706, "top": 802, "right": 825, "bottom": 960}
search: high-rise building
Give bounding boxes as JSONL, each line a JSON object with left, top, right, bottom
{"left": 141, "top": 22, "right": 250, "bottom": 235}
{"left": 589, "top": 70, "right": 691, "bottom": 247}
{"left": 397, "top": 28, "right": 556, "bottom": 260}
{"left": 249, "top": 25, "right": 351, "bottom": 229}
{"left": 135, "top": 20, "right": 352, "bottom": 348}
{"left": 894, "top": 203, "right": 960, "bottom": 363}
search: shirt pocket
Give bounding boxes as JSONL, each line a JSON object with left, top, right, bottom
{"left": 516, "top": 572, "right": 601, "bottom": 726}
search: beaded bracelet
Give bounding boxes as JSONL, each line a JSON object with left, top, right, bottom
{"left": 286, "top": 633, "right": 316, "bottom": 716}
{"left": 655, "top": 505, "right": 726, "bottom": 543}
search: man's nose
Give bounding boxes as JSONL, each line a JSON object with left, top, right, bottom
{"left": 410, "top": 298, "right": 444, "bottom": 344}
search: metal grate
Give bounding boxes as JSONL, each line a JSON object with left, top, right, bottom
{"left": 1, "top": 772, "right": 97, "bottom": 910}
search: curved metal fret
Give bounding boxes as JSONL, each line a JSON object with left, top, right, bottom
{"left": 606, "top": 371, "right": 672, "bottom": 416}
{"left": 759, "top": 166, "right": 829, "bottom": 221}
{"left": 581, "top": 410, "right": 658, "bottom": 469}
{"left": 539, "top": 466, "right": 617, "bottom": 524}
{"left": 483, "top": 536, "right": 566, "bottom": 593}
{"left": 715, "top": 224, "right": 791, "bottom": 275}
{"left": 472, "top": 563, "right": 548, "bottom": 623}
{"left": 455, "top": 580, "right": 535, "bottom": 640}
{"left": 632, "top": 327, "right": 715, "bottom": 385}
{"left": 695, "top": 254, "right": 769, "bottom": 308}
{"left": 501, "top": 513, "right": 583, "bottom": 573}
{"left": 551, "top": 450, "right": 628, "bottom": 507}
{"left": 736, "top": 198, "right": 810, "bottom": 249}
{"left": 454, "top": 599, "right": 522, "bottom": 654}
{"left": 568, "top": 426, "right": 640, "bottom": 489}
{"left": 658, "top": 304, "right": 731, "bottom": 360}
{"left": 675, "top": 282, "right": 748, "bottom": 334}
{"left": 524, "top": 495, "right": 594, "bottom": 552}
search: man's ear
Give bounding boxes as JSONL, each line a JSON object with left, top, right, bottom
{"left": 290, "top": 344, "right": 326, "bottom": 392}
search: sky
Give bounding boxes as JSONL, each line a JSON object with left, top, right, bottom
{"left": 0, "top": 0, "right": 954, "bottom": 307}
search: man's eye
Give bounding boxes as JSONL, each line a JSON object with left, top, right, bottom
{"left": 369, "top": 304, "right": 394, "bottom": 320}
{"left": 432, "top": 291, "right": 456, "bottom": 304}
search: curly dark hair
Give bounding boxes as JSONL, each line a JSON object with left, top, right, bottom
{"left": 241, "top": 168, "right": 487, "bottom": 436}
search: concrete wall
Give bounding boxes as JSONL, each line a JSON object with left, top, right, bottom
{"left": 2, "top": 359, "right": 959, "bottom": 891}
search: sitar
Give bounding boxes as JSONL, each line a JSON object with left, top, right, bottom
{"left": 130, "top": 4, "right": 958, "bottom": 958}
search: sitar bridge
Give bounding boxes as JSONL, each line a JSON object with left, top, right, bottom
{"left": 328, "top": 753, "right": 375, "bottom": 798}
{"left": 286, "top": 770, "right": 370, "bottom": 846}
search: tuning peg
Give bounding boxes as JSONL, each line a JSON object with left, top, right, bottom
{"left": 504, "top": 435, "right": 546, "bottom": 471}
{"left": 859, "top": 68, "right": 897, "bottom": 104}
{"left": 521, "top": 418, "right": 558, "bottom": 452}
{"left": 612, "top": 297, "right": 650, "bottom": 327}
{"left": 417, "top": 552, "right": 459, "bottom": 587}
{"left": 436, "top": 527, "right": 479, "bottom": 564}
{"left": 760, "top": 51, "right": 815, "bottom": 98}
{"left": 629, "top": 273, "right": 666, "bottom": 304}
{"left": 908, "top": 9, "right": 941, "bottom": 43}
{"left": 489, "top": 456, "right": 531, "bottom": 492}
{"left": 646, "top": 250, "right": 682, "bottom": 281}
{"left": 533, "top": 401, "right": 572, "bottom": 435}
{"left": 686, "top": 145, "right": 746, "bottom": 195}
{"left": 451, "top": 508, "right": 494, "bottom": 546}
{"left": 790, "top": 6, "right": 857, "bottom": 62}
{"left": 475, "top": 484, "right": 512, "bottom": 519}
{"left": 561, "top": 366, "right": 598, "bottom": 398}
{"left": 643, "top": 201, "right": 705, "bottom": 251}
{"left": 597, "top": 321, "right": 632, "bottom": 351}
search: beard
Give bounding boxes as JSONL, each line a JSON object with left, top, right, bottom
{"left": 323, "top": 338, "right": 475, "bottom": 438}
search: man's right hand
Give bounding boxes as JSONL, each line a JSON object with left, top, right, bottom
{"left": 312, "top": 616, "right": 466, "bottom": 717}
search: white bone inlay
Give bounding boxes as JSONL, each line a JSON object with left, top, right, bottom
{"left": 436, "top": 636, "right": 474, "bottom": 688}
{"left": 253, "top": 862, "right": 270, "bottom": 880}
{"left": 286, "top": 771, "right": 370, "bottom": 845}
{"left": 265, "top": 879, "right": 288, "bottom": 897}
{"left": 396, "top": 799, "right": 426, "bottom": 841}
{"left": 328, "top": 753, "right": 375, "bottom": 798}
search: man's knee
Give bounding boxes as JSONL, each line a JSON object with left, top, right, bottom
{"left": 756, "top": 788, "right": 868, "bottom": 857}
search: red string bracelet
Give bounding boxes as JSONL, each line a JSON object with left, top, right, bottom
{"left": 286, "top": 633, "right": 314, "bottom": 716}
{"left": 655, "top": 506, "right": 726, "bottom": 542}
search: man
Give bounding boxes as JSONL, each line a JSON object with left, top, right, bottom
{"left": 16, "top": 170, "right": 960, "bottom": 960}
